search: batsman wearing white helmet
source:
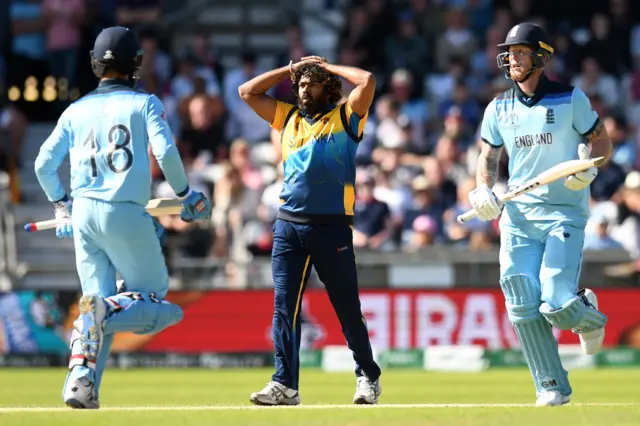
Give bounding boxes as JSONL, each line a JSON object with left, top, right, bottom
{"left": 469, "top": 23, "right": 612, "bottom": 406}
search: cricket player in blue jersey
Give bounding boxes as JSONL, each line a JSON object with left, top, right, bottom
{"left": 469, "top": 23, "right": 612, "bottom": 406}
{"left": 239, "top": 56, "right": 381, "bottom": 405}
{"left": 34, "top": 27, "right": 211, "bottom": 409}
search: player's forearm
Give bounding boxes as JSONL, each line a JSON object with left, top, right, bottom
{"left": 34, "top": 155, "right": 66, "bottom": 203}
{"left": 322, "top": 64, "right": 373, "bottom": 87}
{"left": 154, "top": 147, "right": 190, "bottom": 197}
{"left": 476, "top": 145, "right": 502, "bottom": 188}
{"left": 238, "top": 66, "right": 289, "bottom": 97}
{"left": 586, "top": 120, "right": 613, "bottom": 163}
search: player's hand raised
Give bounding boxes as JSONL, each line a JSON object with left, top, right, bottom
{"left": 179, "top": 190, "right": 212, "bottom": 222}
{"left": 565, "top": 144, "right": 597, "bottom": 191}
{"left": 468, "top": 184, "right": 503, "bottom": 221}
{"left": 53, "top": 196, "right": 73, "bottom": 239}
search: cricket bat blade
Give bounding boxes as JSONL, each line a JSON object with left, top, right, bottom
{"left": 24, "top": 198, "right": 183, "bottom": 232}
{"left": 456, "top": 156, "right": 605, "bottom": 224}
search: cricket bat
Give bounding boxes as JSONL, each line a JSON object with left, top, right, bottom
{"left": 23, "top": 198, "right": 183, "bottom": 232}
{"left": 456, "top": 156, "right": 606, "bottom": 224}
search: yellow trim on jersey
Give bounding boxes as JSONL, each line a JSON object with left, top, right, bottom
{"left": 344, "top": 183, "right": 355, "bottom": 216}
{"left": 271, "top": 101, "right": 295, "bottom": 132}
{"left": 292, "top": 255, "right": 311, "bottom": 330}
{"left": 344, "top": 101, "right": 368, "bottom": 137}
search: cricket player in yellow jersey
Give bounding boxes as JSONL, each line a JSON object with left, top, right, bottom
{"left": 239, "top": 56, "right": 381, "bottom": 405}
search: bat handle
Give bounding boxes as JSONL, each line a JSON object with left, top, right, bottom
{"left": 456, "top": 209, "right": 478, "bottom": 224}
{"left": 23, "top": 219, "right": 69, "bottom": 232}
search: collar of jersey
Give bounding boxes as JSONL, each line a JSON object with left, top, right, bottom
{"left": 98, "top": 78, "right": 135, "bottom": 88}
{"left": 298, "top": 103, "right": 336, "bottom": 121}
{"left": 513, "top": 74, "right": 549, "bottom": 108}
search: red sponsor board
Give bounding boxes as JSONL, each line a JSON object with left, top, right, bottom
{"left": 112, "top": 289, "right": 640, "bottom": 353}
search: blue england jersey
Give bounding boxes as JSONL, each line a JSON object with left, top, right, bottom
{"left": 481, "top": 75, "right": 600, "bottom": 232}
{"left": 35, "top": 79, "right": 189, "bottom": 206}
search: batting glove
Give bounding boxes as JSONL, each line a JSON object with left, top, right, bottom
{"left": 179, "top": 189, "right": 212, "bottom": 222}
{"left": 565, "top": 144, "right": 597, "bottom": 191}
{"left": 468, "top": 184, "right": 503, "bottom": 221}
{"left": 53, "top": 195, "right": 73, "bottom": 239}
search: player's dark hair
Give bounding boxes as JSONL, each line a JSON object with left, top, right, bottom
{"left": 291, "top": 63, "right": 342, "bottom": 105}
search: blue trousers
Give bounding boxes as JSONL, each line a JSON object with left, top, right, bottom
{"left": 500, "top": 222, "right": 585, "bottom": 308}
{"left": 72, "top": 197, "right": 170, "bottom": 299}
{"left": 271, "top": 219, "right": 381, "bottom": 390}
{"left": 65, "top": 197, "right": 178, "bottom": 399}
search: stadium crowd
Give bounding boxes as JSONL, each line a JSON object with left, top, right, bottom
{"left": 2, "top": 0, "right": 640, "bottom": 267}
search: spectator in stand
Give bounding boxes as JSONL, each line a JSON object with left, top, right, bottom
{"left": 223, "top": 52, "right": 271, "bottom": 144}
{"left": 354, "top": 171, "right": 393, "bottom": 250}
{"left": 404, "top": 214, "right": 439, "bottom": 251}
{"left": 388, "top": 68, "right": 428, "bottom": 149}
{"left": 571, "top": 57, "right": 620, "bottom": 110}
{"left": 603, "top": 112, "right": 636, "bottom": 173}
{"left": 423, "top": 155, "right": 457, "bottom": 211}
{"left": 443, "top": 177, "right": 494, "bottom": 250}
{"left": 400, "top": 175, "right": 443, "bottom": 243}
{"left": 436, "top": 81, "right": 481, "bottom": 132}
{"left": 435, "top": 6, "right": 478, "bottom": 73}
{"left": 170, "top": 52, "right": 221, "bottom": 103}
{"left": 138, "top": 28, "right": 172, "bottom": 88}
{"left": 609, "top": 171, "right": 640, "bottom": 259}
{"left": 192, "top": 32, "right": 225, "bottom": 87}
{"left": 582, "top": 13, "right": 628, "bottom": 76}
{"left": 8, "top": 0, "right": 48, "bottom": 90}
{"left": 584, "top": 210, "right": 624, "bottom": 251}
{"left": 590, "top": 154, "right": 627, "bottom": 202}
{"left": 384, "top": 10, "right": 429, "bottom": 81}
{"left": 42, "top": 0, "right": 85, "bottom": 91}
{"left": 0, "top": 65, "right": 27, "bottom": 203}
{"left": 433, "top": 134, "right": 468, "bottom": 187}
{"left": 179, "top": 94, "right": 227, "bottom": 165}
{"left": 274, "top": 24, "right": 312, "bottom": 105}
{"left": 229, "top": 139, "right": 263, "bottom": 193}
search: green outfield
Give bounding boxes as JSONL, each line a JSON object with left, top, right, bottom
{"left": 1, "top": 368, "right": 640, "bottom": 425}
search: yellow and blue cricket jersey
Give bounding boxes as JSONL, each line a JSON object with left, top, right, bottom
{"left": 270, "top": 100, "right": 367, "bottom": 225}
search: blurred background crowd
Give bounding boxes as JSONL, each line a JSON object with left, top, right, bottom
{"left": 2, "top": 0, "right": 640, "bottom": 271}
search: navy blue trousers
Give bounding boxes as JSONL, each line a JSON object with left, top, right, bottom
{"left": 270, "top": 219, "right": 381, "bottom": 390}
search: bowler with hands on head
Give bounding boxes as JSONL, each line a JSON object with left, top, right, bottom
{"left": 239, "top": 54, "right": 382, "bottom": 406}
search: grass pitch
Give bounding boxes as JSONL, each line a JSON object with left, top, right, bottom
{"left": 1, "top": 368, "right": 640, "bottom": 425}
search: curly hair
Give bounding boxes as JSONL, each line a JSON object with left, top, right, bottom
{"left": 291, "top": 63, "right": 342, "bottom": 105}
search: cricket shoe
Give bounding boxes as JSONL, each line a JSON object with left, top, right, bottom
{"left": 536, "top": 390, "right": 570, "bottom": 407}
{"left": 77, "top": 295, "right": 107, "bottom": 370}
{"left": 250, "top": 381, "right": 300, "bottom": 406}
{"left": 353, "top": 376, "right": 381, "bottom": 405}
{"left": 63, "top": 377, "right": 100, "bottom": 409}
{"left": 576, "top": 289, "right": 605, "bottom": 355}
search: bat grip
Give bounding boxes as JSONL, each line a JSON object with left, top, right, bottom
{"left": 23, "top": 218, "right": 70, "bottom": 232}
{"left": 456, "top": 209, "right": 478, "bottom": 224}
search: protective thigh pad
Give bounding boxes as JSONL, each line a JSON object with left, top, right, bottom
{"left": 540, "top": 296, "right": 607, "bottom": 332}
{"left": 103, "top": 291, "right": 184, "bottom": 335}
{"left": 500, "top": 274, "right": 571, "bottom": 396}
